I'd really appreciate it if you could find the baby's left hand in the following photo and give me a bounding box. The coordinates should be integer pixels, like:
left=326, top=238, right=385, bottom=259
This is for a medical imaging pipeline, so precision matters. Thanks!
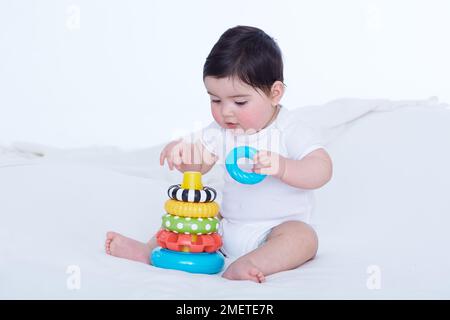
left=252, top=150, right=286, bottom=178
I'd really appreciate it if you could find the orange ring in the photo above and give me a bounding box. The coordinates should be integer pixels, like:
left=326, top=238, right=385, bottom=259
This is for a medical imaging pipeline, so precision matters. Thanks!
left=156, top=229, right=222, bottom=253
left=164, top=199, right=219, bottom=218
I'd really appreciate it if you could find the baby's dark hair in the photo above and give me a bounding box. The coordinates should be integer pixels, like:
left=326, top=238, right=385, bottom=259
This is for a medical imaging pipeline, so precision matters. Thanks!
left=203, top=26, right=284, bottom=96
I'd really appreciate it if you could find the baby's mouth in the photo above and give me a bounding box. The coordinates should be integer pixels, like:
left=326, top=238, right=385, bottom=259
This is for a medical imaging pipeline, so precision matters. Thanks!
left=225, top=122, right=238, bottom=129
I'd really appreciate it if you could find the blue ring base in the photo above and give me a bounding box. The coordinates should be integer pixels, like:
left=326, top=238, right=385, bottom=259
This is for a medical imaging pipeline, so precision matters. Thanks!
left=151, top=247, right=225, bottom=274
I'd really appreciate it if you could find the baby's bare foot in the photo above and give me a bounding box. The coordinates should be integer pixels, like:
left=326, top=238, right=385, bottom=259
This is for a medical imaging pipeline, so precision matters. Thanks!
left=222, top=258, right=266, bottom=283
left=105, top=231, right=151, bottom=264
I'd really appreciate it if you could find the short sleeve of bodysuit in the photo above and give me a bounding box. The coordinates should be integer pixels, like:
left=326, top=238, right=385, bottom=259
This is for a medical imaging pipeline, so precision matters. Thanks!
left=282, top=120, right=326, bottom=160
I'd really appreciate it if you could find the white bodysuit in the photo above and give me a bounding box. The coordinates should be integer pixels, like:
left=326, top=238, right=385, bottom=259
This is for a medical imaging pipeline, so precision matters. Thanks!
left=198, top=106, right=326, bottom=258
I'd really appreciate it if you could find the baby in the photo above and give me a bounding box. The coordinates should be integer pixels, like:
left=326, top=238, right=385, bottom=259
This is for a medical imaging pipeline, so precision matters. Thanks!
left=105, top=25, right=333, bottom=283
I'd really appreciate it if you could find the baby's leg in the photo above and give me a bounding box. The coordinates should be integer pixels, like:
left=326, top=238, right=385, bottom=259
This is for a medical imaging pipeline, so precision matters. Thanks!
left=105, top=232, right=158, bottom=264
left=222, top=221, right=318, bottom=283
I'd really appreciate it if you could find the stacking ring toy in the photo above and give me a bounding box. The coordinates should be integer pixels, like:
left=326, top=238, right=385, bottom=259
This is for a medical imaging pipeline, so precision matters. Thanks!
left=156, top=229, right=222, bottom=253
left=151, top=247, right=224, bottom=274
left=162, top=214, right=220, bottom=234
left=167, top=184, right=217, bottom=203
left=225, top=146, right=266, bottom=184
left=164, top=199, right=219, bottom=218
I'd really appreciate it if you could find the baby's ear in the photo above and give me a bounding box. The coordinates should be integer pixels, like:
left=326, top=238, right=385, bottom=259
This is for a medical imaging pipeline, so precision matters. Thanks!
left=270, top=81, right=285, bottom=104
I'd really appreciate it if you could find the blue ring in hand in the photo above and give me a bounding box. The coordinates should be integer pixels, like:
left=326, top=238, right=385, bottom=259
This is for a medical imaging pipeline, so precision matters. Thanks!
left=151, top=247, right=225, bottom=274
left=225, top=146, right=266, bottom=185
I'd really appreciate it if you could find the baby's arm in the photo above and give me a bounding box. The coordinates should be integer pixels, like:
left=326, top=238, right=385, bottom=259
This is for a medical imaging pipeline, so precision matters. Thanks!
left=279, top=148, right=332, bottom=189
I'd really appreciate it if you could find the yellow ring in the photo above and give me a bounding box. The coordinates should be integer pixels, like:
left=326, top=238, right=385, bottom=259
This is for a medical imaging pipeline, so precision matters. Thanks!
left=164, top=199, right=219, bottom=218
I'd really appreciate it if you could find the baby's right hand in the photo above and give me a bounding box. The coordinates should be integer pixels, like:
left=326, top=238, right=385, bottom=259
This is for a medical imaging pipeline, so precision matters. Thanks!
left=159, top=138, right=202, bottom=172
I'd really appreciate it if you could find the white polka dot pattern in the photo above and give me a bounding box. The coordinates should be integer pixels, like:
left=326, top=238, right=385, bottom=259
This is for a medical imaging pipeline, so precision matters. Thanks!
left=161, top=214, right=220, bottom=235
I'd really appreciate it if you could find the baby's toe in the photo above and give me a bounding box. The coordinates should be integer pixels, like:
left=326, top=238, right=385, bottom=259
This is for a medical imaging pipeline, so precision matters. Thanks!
left=256, top=272, right=266, bottom=283
left=248, top=267, right=265, bottom=283
left=105, top=239, right=113, bottom=254
left=106, top=231, right=118, bottom=240
left=248, top=268, right=261, bottom=282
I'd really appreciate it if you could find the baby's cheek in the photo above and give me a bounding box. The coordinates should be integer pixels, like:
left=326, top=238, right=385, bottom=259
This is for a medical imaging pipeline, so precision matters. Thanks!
left=238, top=109, right=262, bottom=131
left=211, top=107, right=223, bottom=126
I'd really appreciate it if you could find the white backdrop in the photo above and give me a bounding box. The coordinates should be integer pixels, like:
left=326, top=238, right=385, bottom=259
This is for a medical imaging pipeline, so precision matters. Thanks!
left=1, top=0, right=449, bottom=149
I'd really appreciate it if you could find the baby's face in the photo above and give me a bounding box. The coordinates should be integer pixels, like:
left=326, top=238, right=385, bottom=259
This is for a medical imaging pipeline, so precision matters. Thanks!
left=204, top=76, right=276, bottom=133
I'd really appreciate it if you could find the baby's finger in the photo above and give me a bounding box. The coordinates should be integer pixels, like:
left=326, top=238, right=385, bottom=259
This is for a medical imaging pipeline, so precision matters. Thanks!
left=169, top=148, right=181, bottom=170
left=259, top=155, right=272, bottom=166
left=160, top=149, right=167, bottom=166
left=252, top=160, right=265, bottom=168
left=172, top=150, right=182, bottom=167
left=256, top=167, right=270, bottom=175
left=252, top=167, right=266, bottom=175
left=252, top=163, right=270, bottom=172
left=254, top=154, right=270, bottom=167
left=167, top=152, right=174, bottom=170
left=255, top=166, right=276, bottom=176
left=254, top=150, right=270, bottom=162
left=252, top=155, right=262, bottom=167
left=257, top=150, right=270, bottom=157
left=181, top=144, right=194, bottom=165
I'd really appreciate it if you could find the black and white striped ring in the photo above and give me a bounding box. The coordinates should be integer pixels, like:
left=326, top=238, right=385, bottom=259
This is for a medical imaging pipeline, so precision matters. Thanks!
left=167, top=184, right=217, bottom=203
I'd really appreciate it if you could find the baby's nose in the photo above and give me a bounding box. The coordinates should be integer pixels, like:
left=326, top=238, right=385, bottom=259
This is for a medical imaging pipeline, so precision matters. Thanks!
left=221, top=104, right=234, bottom=117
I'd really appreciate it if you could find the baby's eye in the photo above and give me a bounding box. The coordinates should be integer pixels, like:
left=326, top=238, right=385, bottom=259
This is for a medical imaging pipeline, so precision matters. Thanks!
left=211, top=99, right=221, bottom=104
left=235, top=101, right=247, bottom=106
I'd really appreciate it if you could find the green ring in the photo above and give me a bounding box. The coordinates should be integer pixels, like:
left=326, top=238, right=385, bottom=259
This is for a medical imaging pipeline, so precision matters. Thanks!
left=161, top=214, right=220, bottom=235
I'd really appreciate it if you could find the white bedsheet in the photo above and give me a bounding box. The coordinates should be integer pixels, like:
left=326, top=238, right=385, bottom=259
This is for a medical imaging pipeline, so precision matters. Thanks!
left=1, top=98, right=450, bottom=299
